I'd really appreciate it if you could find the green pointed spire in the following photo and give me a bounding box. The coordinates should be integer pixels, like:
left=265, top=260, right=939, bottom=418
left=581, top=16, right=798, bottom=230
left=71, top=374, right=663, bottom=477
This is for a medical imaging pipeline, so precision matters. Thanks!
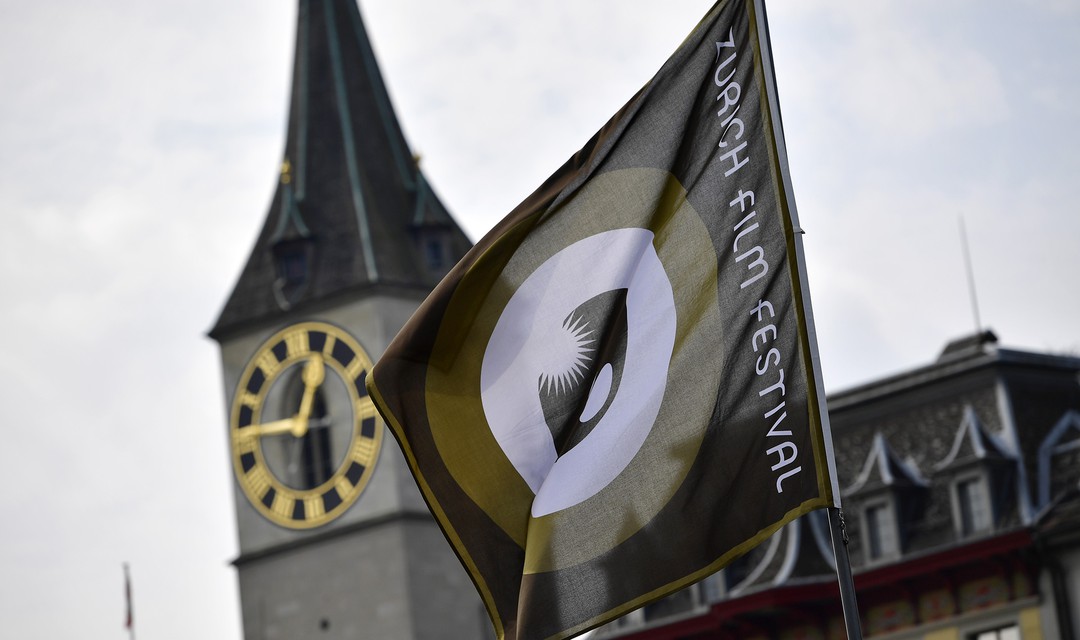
left=211, top=0, right=471, bottom=339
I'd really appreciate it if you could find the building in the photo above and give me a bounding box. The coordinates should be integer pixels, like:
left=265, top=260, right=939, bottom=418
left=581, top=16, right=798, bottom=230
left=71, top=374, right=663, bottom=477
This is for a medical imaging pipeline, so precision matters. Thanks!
left=596, top=331, right=1080, bottom=640
left=208, top=0, right=484, bottom=638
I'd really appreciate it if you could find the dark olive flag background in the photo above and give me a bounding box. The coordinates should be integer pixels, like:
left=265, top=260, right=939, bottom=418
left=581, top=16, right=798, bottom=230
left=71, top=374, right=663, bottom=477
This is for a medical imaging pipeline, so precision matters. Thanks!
left=367, top=0, right=836, bottom=638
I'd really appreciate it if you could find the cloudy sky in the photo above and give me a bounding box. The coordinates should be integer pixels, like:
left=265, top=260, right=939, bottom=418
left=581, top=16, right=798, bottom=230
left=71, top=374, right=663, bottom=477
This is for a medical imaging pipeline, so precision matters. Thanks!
left=1, top=0, right=1078, bottom=638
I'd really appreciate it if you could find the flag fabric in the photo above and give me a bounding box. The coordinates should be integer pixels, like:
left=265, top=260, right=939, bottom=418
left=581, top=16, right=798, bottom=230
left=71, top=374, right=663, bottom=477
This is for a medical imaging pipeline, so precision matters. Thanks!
left=123, top=563, right=133, bottom=631
left=367, top=0, right=837, bottom=638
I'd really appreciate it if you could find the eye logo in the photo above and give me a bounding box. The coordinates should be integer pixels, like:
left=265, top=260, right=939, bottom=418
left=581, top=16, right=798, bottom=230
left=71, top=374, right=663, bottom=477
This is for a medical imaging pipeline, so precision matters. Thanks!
left=424, top=168, right=722, bottom=569
left=481, top=229, right=677, bottom=517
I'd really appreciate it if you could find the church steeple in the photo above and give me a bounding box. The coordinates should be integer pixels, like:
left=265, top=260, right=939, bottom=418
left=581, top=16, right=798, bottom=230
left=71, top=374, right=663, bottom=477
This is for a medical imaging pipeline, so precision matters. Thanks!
left=211, top=0, right=470, bottom=338
left=211, top=5, right=484, bottom=637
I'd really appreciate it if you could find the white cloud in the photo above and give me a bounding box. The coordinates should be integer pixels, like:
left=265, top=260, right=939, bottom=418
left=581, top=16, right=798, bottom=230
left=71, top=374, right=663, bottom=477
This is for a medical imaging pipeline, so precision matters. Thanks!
left=771, top=1, right=1009, bottom=151
left=1020, top=0, right=1080, bottom=13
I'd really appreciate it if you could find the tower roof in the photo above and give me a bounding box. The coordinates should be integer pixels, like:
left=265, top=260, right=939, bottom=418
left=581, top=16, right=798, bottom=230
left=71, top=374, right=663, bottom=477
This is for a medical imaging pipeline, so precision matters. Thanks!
left=211, top=0, right=471, bottom=339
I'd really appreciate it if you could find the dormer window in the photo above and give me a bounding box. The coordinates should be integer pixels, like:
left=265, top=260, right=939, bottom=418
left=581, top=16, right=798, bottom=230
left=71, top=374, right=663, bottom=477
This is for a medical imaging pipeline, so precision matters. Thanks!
left=274, top=238, right=312, bottom=285
left=844, top=433, right=928, bottom=565
left=271, top=235, right=316, bottom=310
left=956, top=475, right=992, bottom=536
left=425, top=236, right=447, bottom=271
left=268, top=159, right=316, bottom=310
left=935, top=407, right=1016, bottom=539
left=865, top=501, right=899, bottom=560
left=413, top=225, right=456, bottom=279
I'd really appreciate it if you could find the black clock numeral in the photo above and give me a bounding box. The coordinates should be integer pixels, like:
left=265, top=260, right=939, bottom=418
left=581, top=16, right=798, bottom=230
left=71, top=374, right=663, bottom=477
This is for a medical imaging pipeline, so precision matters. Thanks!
left=354, top=370, right=368, bottom=397
left=322, top=488, right=343, bottom=512
left=261, top=487, right=277, bottom=509
left=237, top=406, right=254, bottom=429
left=292, top=499, right=306, bottom=521
left=246, top=369, right=266, bottom=395
left=308, top=331, right=327, bottom=354
left=361, top=416, right=377, bottom=439
left=331, top=340, right=355, bottom=368
left=345, top=461, right=366, bottom=486
left=270, top=340, right=288, bottom=363
left=240, top=452, right=257, bottom=473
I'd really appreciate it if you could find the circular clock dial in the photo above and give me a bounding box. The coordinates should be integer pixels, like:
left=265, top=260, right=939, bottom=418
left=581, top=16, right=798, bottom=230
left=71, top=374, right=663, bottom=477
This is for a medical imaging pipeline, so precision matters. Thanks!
left=229, top=321, right=382, bottom=529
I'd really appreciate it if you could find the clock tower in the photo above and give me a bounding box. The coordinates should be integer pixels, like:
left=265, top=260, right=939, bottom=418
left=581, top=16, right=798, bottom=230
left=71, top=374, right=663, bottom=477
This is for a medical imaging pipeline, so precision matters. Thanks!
left=209, top=1, right=481, bottom=638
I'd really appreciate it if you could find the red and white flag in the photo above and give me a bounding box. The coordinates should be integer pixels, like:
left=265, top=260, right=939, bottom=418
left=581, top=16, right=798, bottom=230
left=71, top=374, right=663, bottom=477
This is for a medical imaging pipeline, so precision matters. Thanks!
left=123, top=563, right=133, bottom=631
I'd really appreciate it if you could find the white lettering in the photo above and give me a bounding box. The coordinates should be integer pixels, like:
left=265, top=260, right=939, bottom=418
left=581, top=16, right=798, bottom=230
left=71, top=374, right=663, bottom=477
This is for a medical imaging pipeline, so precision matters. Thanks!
left=775, top=466, right=803, bottom=493
left=767, top=442, right=798, bottom=470
left=758, top=367, right=786, bottom=397
left=755, top=348, right=781, bottom=375
left=719, top=140, right=749, bottom=177
left=736, top=245, right=768, bottom=289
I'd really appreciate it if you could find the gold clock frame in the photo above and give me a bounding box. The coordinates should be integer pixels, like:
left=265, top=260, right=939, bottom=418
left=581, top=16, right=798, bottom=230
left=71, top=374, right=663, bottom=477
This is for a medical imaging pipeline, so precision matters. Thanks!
left=229, top=321, right=382, bottom=529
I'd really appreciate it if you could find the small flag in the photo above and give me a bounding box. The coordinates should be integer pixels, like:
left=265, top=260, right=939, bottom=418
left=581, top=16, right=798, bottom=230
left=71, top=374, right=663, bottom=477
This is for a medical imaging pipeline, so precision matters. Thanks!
left=123, top=563, right=133, bottom=631
left=367, top=0, right=837, bottom=638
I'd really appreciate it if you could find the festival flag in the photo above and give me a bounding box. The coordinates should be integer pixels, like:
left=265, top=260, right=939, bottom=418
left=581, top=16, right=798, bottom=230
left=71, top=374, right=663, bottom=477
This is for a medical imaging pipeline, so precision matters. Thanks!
left=367, top=0, right=839, bottom=638
left=123, top=563, right=134, bottom=633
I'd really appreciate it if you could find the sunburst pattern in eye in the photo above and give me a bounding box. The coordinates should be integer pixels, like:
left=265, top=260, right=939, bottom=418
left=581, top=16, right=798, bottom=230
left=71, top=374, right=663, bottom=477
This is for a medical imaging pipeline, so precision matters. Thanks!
left=537, top=313, right=595, bottom=395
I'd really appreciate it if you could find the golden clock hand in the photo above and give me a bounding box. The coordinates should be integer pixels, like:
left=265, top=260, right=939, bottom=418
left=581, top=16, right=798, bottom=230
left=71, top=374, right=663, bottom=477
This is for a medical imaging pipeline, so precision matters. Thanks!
left=291, top=354, right=325, bottom=438
left=238, top=417, right=298, bottom=438
left=235, top=356, right=325, bottom=440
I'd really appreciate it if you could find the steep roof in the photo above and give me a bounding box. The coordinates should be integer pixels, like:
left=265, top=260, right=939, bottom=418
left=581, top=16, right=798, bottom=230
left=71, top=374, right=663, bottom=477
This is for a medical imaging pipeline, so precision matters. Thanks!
left=845, top=433, right=929, bottom=496
left=211, top=0, right=471, bottom=339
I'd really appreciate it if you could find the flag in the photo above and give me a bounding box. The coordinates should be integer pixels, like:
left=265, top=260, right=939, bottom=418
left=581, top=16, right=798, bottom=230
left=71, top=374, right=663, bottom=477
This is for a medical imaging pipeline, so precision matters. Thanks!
left=123, top=563, right=133, bottom=631
left=367, top=0, right=837, bottom=638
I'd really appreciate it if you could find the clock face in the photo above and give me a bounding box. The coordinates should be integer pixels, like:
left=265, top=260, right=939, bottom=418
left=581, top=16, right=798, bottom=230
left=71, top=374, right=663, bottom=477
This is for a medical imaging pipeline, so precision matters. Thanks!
left=229, top=321, right=382, bottom=529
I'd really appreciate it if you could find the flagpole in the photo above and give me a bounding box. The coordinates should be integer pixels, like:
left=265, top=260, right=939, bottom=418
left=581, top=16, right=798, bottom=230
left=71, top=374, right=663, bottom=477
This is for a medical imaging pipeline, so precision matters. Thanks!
left=827, top=508, right=863, bottom=638
left=750, top=1, right=864, bottom=638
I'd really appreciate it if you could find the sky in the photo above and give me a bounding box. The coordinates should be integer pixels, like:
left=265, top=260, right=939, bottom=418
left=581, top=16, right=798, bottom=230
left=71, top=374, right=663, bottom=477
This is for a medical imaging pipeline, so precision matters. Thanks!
left=1, top=0, right=1079, bottom=638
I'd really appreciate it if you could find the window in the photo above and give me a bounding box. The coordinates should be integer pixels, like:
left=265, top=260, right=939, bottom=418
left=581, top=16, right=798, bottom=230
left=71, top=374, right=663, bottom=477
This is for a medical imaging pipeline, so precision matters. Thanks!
left=971, top=623, right=1020, bottom=640
left=957, top=476, right=991, bottom=535
left=865, top=503, right=897, bottom=560
left=272, top=237, right=313, bottom=286
left=425, top=238, right=445, bottom=269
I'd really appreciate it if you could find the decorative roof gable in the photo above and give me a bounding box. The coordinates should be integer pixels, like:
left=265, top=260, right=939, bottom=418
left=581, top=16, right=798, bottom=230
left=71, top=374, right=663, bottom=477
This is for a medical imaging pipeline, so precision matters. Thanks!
left=936, top=406, right=1014, bottom=472
left=1038, top=410, right=1080, bottom=507
left=846, top=433, right=929, bottom=497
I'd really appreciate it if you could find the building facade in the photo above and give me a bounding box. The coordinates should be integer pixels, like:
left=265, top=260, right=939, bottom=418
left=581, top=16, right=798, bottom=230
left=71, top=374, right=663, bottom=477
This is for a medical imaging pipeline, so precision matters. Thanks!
left=597, top=331, right=1080, bottom=640
left=209, top=1, right=484, bottom=638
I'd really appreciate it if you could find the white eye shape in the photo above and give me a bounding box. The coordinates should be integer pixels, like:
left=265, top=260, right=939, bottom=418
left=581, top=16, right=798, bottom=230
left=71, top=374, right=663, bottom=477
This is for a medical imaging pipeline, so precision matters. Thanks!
left=481, top=228, right=677, bottom=517
left=579, top=362, right=614, bottom=423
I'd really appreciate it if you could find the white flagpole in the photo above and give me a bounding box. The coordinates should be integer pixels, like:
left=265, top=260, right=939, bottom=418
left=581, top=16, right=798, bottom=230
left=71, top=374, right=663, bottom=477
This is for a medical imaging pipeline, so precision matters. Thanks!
left=750, top=1, right=864, bottom=638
